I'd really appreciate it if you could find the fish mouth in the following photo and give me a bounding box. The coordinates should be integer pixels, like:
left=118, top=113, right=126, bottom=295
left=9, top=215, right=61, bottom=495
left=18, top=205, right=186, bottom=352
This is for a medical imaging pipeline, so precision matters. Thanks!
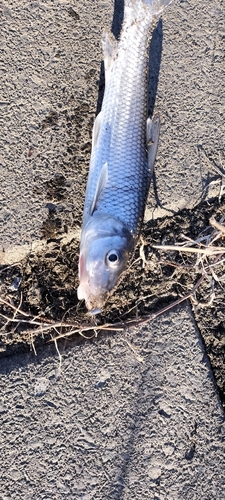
left=77, top=281, right=109, bottom=312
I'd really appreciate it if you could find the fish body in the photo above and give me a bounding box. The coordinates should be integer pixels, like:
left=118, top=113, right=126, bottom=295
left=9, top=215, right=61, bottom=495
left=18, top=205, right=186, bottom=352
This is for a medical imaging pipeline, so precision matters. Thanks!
left=78, top=0, right=171, bottom=312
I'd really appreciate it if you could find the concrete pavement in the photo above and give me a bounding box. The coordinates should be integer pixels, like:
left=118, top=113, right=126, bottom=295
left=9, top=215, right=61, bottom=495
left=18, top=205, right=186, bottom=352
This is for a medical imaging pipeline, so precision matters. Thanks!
left=0, top=0, right=224, bottom=498
left=0, top=305, right=224, bottom=499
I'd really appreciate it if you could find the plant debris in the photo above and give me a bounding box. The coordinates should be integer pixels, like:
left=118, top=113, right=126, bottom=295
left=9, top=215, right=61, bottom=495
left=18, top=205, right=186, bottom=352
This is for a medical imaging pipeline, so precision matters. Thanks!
left=0, top=197, right=224, bottom=408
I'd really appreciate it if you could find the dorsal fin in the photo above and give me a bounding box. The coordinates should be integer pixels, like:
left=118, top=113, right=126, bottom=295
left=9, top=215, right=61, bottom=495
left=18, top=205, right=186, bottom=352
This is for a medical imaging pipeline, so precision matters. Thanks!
left=146, top=114, right=160, bottom=176
left=90, top=162, right=108, bottom=215
left=102, top=31, right=118, bottom=85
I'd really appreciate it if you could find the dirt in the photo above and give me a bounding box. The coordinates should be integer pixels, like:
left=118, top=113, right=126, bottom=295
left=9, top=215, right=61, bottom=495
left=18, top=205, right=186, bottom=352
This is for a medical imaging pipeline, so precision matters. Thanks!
left=1, top=195, right=224, bottom=409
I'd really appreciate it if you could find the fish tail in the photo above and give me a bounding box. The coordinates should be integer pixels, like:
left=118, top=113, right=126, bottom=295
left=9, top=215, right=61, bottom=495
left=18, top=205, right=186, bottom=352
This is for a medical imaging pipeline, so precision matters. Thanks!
left=143, top=0, right=172, bottom=13
left=103, top=0, right=172, bottom=66
left=102, top=0, right=172, bottom=76
left=125, top=0, right=172, bottom=17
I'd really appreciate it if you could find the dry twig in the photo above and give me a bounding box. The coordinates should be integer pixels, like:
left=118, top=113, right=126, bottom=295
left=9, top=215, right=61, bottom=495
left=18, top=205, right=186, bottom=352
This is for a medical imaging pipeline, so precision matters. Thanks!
left=1, top=214, right=224, bottom=350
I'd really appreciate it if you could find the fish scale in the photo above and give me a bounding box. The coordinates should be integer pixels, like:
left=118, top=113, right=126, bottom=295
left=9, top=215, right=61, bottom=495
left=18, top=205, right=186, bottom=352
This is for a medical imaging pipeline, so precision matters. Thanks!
left=78, top=0, right=172, bottom=311
left=83, top=4, right=152, bottom=231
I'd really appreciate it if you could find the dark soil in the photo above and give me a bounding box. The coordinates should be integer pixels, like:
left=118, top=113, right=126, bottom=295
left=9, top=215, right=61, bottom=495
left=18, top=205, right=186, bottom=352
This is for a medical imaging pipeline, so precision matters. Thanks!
left=0, top=196, right=224, bottom=410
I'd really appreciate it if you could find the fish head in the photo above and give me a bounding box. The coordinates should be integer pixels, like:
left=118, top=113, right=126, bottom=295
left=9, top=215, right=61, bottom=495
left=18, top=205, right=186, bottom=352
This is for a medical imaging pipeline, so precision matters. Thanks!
left=77, top=214, right=134, bottom=312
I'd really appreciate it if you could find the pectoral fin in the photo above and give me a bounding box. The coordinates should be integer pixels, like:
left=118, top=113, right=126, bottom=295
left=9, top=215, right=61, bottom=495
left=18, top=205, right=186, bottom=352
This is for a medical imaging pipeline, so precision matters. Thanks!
left=92, top=111, right=102, bottom=150
left=90, top=161, right=108, bottom=215
left=146, top=114, right=160, bottom=175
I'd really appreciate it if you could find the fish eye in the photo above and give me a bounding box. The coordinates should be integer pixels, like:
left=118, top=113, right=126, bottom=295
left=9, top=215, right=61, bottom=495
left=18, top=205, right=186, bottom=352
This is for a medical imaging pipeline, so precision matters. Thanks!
left=105, top=250, right=120, bottom=267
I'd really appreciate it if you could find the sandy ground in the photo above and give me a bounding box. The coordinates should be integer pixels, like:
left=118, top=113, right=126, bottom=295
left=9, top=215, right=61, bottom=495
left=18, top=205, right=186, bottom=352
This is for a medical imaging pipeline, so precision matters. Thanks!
left=0, top=0, right=225, bottom=498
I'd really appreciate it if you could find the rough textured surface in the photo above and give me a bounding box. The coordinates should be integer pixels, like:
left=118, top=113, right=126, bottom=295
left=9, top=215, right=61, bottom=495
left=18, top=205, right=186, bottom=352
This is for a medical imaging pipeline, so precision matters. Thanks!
left=1, top=0, right=224, bottom=252
left=1, top=1, right=225, bottom=498
left=1, top=0, right=112, bottom=250
left=0, top=306, right=224, bottom=499
left=147, top=0, right=225, bottom=218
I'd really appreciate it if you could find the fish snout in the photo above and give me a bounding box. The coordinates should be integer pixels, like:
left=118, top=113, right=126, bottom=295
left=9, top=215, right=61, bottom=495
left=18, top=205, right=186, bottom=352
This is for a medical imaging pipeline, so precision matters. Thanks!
left=77, top=278, right=109, bottom=312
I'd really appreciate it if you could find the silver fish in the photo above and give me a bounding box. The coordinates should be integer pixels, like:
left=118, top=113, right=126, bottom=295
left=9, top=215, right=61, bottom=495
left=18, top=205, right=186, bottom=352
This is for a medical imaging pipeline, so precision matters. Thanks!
left=78, top=0, right=171, bottom=312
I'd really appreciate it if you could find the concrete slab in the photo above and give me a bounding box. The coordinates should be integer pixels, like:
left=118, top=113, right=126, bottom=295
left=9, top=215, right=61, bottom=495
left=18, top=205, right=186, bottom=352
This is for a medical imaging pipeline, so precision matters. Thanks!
left=1, top=0, right=224, bottom=256
left=0, top=305, right=224, bottom=499
left=0, top=1, right=224, bottom=499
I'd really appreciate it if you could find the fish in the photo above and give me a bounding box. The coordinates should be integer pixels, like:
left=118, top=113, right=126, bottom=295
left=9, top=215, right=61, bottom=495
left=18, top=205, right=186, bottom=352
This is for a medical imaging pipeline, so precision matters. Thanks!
left=77, top=0, right=172, bottom=313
